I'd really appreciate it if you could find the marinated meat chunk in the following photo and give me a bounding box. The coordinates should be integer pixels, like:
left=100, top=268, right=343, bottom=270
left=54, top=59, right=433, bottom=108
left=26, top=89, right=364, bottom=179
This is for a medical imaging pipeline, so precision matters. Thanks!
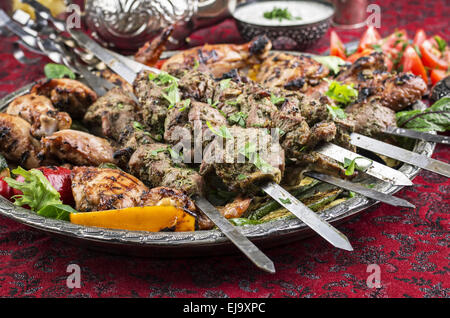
left=305, top=121, right=337, bottom=148
left=41, top=130, right=116, bottom=166
left=336, top=52, right=427, bottom=111
left=133, top=70, right=172, bottom=135
left=0, top=113, right=42, bottom=169
left=7, top=94, right=72, bottom=138
left=199, top=126, right=284, bottom=192
left=162, top=35, right=271, bottom=78
left=71, top=166, right=150, bottom=212
left=31, top=78, right=97, bottom=119
left=83, top=87, right=140, bottom=142
left=129, top=143, right=204, bottom=196
left=346, top=99, right=397, bottom=137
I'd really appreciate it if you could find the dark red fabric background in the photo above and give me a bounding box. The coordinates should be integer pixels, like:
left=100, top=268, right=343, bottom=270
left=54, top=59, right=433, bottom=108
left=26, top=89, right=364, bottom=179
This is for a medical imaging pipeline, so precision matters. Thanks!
left=0, top=0, right=449, bottom=298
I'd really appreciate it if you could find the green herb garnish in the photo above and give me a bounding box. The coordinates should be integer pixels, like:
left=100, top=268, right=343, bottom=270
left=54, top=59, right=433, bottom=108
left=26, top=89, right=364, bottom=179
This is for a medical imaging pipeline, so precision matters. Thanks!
left=263, top=7, right=301, bottom=22
left=279, top=198, right=291, bottom=204
left=239, top=142, right=273, bottom=173
left=434, top=35, right=447, bottom=53
left=206, top=121, right=233, bottom=139
left=44, top=63, right=76, bottom=80
left=327, top=105, right=347, bottom=120
left=396, top=97, right=450, bottom=132
left=270, top=93, right=285, bottom=105
left=342, top=157, right=373, bottom=176
left=325, top=80, right=358, bottom=106
left=312, top=56, right=347, bottom=75
left=4, top=167, right=76, bottom=221
left=219, top=78, right=231, bottom=90
left=228, top=112, right=248, bottom=127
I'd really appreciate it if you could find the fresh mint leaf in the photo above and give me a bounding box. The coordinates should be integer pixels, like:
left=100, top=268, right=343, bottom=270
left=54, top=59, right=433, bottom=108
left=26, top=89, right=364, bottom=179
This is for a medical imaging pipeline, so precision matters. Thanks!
left=396, top=97, right=450, bottom=132
left=325, top=80, right=358, bottom=106
left=312, top=56, right=347, bottom=74
left=219, top=78, right=231, bottom=90
left=270, top=93, right=285, bottom=105
left=44, top=63, right=76, bottom=80
left=279, top=198, right=291, bottom=204
left=206, top=121, right=233, bottom=139
left=327, top=105, right=347, bottom=119
left=228, top=112, right=248, bottom=127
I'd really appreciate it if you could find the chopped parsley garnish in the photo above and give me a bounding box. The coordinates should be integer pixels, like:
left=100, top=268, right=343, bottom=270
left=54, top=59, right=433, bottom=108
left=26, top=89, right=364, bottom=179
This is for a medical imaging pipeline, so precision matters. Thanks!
left=178, top=99, right=191, bottom=112
left=206, top=121, right=233, bottom=139
left=133, top=121, right=145, bottom=131
left=163, top=83, right=181, bottom=109
left=148, top=72, right=178, bottom=86
left=327, top=105, right=347, bottom=120
left=342, top=157, right=373, bottom=176
left=263, top=7, right=302, bottom=22
left=207, top=98, right=219, bottom=108
left=279, top=197, right=291, bottom=204
left=237, top=174, right=247, bottom=181
left=434, top=35, right=447, bottom=53
left=239, top=142, right=273, bottom=173
left=219, top=78, right=231, bottom=90
left=270, top=93, right=285, bottom=105
left=228, top=112, right=248, bottom=127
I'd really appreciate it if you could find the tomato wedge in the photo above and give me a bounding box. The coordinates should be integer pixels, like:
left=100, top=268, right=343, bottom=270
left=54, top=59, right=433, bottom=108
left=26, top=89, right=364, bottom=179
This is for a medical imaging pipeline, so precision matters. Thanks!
left=401, top=46, right=428, bottom=83
left=330, top=30, right=347, bottom=59
left=420, top=39, right=449, bottom=70
left=346, top=49, right=374, bottom=63
left=430, top=69, right=448, bottom=86
left=413, top=29, right=427, bottom=46
left=357, top=26, right=381, bottom=52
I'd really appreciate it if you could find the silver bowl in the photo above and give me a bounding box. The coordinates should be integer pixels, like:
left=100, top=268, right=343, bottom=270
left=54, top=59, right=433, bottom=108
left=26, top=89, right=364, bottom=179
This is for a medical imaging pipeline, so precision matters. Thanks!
left=229, top=0, right=335, bottom=50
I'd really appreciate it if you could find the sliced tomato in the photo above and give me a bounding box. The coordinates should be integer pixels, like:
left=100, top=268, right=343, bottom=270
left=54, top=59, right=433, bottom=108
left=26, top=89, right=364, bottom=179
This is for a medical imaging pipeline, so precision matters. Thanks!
left=430, top=69, right=448, bottom=86
left=401, top=46, right=428, bottom=83
left=357, top=26, right=381, bottom=52
left=154, top=59, right=167, bottom=69
left=413, top=29, right=427, bottom=46
left=384, top=55, right=394, bottom=72
left=420, top=40, right=448, bottom=70
left=330, top=30, right=346, bottom=59
left=382, top=29, right=408, bottom=52
left=346, top=49, right=374, bottom=64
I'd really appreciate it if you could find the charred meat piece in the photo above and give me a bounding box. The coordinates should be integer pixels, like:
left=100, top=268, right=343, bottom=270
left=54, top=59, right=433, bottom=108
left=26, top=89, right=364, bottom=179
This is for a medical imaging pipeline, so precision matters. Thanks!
left=129, top=143, right=204, bottom=196
left=199, top=126, right=284, bottom=192
left=161, top=35, right=272, bottom=78
left=0, top=113, right=42, bottom=169
left=346, top=98, right=397, bottom=137
left=254, top=52, right=329, bottom=91
left=336, top=52, right=427, bottom=111
left=83, top=87, right=141, bottom=142
left=141, top=186, right=197, bottom=213
left=133, top=70, right=173, bottom=136
left=97, top=69, right=133, bottom=93
left=41, top=129, right=116, bottom=166
left=71, top=166, right=150, bottom=212
left=31, top=78, right=97, bottom=119
left=7, top=93, right=72, bottom=138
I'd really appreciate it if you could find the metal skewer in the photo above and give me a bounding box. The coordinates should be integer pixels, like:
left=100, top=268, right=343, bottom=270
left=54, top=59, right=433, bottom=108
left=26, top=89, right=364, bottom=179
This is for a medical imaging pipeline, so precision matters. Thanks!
left=11, top=4, right=277, bottom=272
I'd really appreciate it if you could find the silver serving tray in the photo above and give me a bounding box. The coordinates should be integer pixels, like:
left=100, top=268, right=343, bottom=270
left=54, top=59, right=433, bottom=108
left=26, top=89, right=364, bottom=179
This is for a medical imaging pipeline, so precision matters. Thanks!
left=0, top=70, right=435, bottom=259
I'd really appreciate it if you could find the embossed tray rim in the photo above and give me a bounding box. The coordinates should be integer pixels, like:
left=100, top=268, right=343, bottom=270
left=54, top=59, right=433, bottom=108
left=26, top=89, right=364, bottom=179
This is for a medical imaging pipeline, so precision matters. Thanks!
left=0, top=51, right=436, bottom=257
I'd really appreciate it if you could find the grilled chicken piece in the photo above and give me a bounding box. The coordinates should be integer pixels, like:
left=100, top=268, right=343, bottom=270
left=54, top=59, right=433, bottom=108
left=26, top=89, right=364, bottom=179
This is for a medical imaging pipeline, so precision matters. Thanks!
left=336, top=52, right=427, bottom=111
left=254, top=51, right=329, bottom=91
left=141, top=186, right=196, bottom=212
left=346, top=98, right=397, bottom=137
left=7, top=93, right=72, bottom=138
left=161, top=35, right=272, bottom=78
left=83, top=87, right=140, bottom=142
left=41, top=129, right=115, bottom=166
left=31, top=78, right=97, bottom=119
left=0, top=113, right=42, bottom=169
left=129, top=143, right=204, bottom=196
left=71, top=166, right=150, bottom=212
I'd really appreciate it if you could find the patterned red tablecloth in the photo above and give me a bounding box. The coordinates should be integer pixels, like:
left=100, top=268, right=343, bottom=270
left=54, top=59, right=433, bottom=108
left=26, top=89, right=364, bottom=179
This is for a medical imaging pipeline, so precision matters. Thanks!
left=0, top=0, right=449, bottom=298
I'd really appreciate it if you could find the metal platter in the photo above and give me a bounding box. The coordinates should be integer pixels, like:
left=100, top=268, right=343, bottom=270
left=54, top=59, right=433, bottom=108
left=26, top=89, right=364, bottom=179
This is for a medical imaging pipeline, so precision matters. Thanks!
left=0, top=52, right=436, bottom=258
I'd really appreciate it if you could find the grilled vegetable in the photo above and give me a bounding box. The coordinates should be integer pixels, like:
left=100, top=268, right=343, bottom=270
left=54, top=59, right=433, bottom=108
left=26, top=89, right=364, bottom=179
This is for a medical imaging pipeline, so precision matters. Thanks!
left=70, top=206, right=196, bottom=232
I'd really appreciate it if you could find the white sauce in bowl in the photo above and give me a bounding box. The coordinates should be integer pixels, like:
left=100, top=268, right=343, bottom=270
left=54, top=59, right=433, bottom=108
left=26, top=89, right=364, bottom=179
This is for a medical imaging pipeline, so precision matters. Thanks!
left=233, top=1, right=334, bottom=26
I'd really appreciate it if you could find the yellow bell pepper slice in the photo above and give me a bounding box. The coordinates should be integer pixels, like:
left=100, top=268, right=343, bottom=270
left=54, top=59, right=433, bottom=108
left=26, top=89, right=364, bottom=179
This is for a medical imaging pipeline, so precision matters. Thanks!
left=70, top=206, right=196, bottom=232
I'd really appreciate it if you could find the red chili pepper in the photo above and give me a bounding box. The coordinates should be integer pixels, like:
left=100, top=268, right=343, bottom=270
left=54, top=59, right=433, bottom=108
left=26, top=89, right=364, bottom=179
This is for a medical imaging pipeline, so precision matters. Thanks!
left=13, top=166, right=74, bottom=207
left=0, top=177, right=14, bottom=202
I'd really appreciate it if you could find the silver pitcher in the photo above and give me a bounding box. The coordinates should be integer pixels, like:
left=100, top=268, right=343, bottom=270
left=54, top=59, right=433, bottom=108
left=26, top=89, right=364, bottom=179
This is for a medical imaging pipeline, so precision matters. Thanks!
left=83, top=0, right=230, bottom=51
